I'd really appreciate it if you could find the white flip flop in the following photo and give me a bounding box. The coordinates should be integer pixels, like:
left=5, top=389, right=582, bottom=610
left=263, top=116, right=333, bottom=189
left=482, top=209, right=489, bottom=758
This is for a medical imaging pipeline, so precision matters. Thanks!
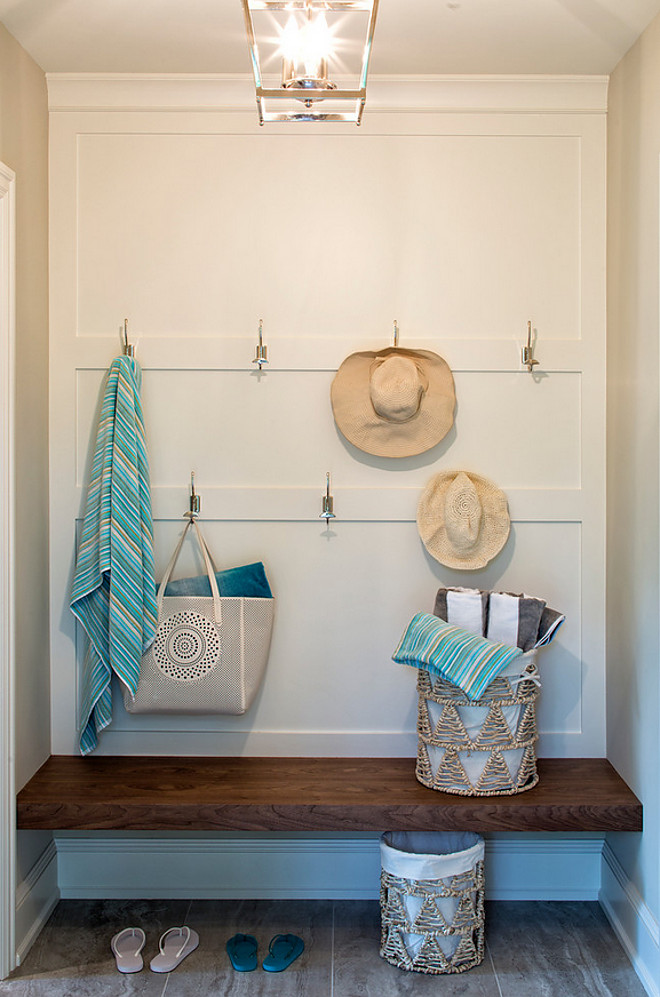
left=111, top=927, right=146, bottom=973
left=149, top=926, right=199, bottom=973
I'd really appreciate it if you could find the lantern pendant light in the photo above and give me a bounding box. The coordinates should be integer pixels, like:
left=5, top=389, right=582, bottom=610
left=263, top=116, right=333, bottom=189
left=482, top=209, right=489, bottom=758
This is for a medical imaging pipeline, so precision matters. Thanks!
left=241, top=0, right=379, bottom=125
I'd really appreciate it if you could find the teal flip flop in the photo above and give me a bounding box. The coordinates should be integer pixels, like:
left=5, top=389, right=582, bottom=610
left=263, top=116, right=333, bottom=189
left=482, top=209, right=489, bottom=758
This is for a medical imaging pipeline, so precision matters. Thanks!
left=262, top=933, right=304, bottom=973
left=226, top=933, right=258, bottom=972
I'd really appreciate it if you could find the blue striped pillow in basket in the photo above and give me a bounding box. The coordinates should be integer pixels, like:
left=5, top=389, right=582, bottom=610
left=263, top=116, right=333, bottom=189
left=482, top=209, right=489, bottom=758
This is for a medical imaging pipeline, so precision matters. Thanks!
left=392, top=613, right=522, bottom=701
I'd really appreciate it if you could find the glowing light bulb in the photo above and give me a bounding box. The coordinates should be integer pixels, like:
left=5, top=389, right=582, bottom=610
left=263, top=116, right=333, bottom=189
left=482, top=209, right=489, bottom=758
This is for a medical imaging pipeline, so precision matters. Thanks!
left=303, top=11, right=332, bottom=78
left=281, top=14, right=300, bottom=64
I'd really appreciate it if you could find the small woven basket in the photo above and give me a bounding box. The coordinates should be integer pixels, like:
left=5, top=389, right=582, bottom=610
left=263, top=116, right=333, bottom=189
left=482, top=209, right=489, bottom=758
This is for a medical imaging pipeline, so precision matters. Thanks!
left=380, top=831, right=485, bottom=975
left=416, top=652, right=540, bottom=796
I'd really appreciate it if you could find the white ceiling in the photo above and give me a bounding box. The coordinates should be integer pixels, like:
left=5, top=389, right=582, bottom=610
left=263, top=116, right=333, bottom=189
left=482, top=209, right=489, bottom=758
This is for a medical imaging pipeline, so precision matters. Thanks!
left=0, top=0, right=659, bottom=76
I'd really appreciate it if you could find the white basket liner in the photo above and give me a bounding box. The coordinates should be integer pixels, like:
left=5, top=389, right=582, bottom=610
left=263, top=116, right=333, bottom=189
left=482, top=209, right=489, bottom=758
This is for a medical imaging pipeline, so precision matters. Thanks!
left=506, top=649, right=538, bottom=676
left=425, top=744, right=525, bottom=785
left=402, top=929, right=462, bottom=960
left=381, top=831, right=484, bottom=962
left=459, top=703, right=520, bottom=737
left=380, top=831, right=485, bottom=880
left=426, top=700, right=521, bottom=738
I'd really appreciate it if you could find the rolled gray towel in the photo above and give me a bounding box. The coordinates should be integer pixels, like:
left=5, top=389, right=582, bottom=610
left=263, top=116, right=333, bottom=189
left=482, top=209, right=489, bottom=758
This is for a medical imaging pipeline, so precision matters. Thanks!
left=487, top=591, right=547, bottom=652
left=536, top=606, right=565, bottom=646
left=433, top=587, right=489, bottom=636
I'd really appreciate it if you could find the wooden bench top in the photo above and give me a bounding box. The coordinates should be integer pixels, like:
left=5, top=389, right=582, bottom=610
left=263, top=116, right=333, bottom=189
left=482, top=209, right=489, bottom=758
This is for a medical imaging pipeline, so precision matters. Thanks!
left=16, top=756, right=642, bottom=833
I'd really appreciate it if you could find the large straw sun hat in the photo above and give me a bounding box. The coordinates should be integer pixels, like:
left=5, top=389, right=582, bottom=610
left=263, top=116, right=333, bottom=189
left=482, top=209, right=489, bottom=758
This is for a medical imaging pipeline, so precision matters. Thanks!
left=331, top=347, right=456, bottom=458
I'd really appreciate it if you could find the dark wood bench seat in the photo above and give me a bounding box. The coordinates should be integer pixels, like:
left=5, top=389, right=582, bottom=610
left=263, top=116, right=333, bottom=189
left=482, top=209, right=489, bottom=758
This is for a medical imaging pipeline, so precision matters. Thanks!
left=16, top=756, right=642, bottom=833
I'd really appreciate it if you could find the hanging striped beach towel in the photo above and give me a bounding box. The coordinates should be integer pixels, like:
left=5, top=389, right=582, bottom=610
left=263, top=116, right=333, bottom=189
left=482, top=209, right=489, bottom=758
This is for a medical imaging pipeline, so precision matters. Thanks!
left=70, top=355, right=158, bottom=755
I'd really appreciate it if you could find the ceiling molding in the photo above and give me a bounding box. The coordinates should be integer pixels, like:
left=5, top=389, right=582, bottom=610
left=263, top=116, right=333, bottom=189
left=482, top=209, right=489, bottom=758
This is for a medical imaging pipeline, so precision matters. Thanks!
left=46, top=73, right=609, bottom=114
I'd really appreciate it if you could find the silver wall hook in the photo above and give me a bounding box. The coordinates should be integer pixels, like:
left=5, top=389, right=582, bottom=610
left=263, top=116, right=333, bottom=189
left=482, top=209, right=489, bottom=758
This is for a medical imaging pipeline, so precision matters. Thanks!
left=521, top=320, right=539, bottom=373
left=185, top=471, right=201, bottom=519
left=252, top=318, right=269, bottom=367
left=123, top=318, right=135, bottom=357
left=392, top=320, right=399, bottom=348
left=319, top=472, right=336, bottom=520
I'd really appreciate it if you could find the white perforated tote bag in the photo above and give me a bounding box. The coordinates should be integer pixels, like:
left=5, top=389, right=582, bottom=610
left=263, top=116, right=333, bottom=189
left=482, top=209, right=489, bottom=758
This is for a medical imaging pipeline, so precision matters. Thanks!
left=123, top=518, right=274, bottom=715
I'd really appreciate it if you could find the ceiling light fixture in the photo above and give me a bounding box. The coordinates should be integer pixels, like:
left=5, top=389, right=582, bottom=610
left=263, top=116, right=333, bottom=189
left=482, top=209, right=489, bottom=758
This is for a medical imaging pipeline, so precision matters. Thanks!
left=241, top=0, right=379, bottom=125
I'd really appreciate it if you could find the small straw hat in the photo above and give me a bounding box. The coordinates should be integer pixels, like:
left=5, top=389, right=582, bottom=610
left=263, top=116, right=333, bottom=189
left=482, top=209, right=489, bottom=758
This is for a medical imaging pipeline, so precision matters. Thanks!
left=417, top=470, right=510, bottom=570
left=331, top=347, right=456, bottom=458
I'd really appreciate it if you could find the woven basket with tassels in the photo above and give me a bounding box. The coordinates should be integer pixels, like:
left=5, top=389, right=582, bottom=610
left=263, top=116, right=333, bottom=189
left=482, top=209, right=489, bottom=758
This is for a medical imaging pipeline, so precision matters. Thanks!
left=415, top=652, right=540, bottom=796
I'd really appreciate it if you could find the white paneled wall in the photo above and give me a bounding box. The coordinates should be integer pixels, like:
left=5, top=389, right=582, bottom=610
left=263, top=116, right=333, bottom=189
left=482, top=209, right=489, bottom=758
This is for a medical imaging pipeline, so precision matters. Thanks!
left=48, top=77, right=606, bottom=759
left=72, top=131, right=580, bottom=340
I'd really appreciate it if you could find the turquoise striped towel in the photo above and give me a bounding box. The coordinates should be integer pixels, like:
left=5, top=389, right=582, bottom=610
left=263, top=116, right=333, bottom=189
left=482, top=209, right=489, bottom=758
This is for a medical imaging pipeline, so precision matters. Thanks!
left=392, top=612, right=522, bottom=701
left=70, top=355, right=158, bottom=755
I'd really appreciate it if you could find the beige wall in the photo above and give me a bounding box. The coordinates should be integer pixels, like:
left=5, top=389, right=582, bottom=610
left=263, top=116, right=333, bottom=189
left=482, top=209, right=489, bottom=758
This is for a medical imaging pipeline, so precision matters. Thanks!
left=607, top=11, right=660, bottom=931
left=0, top=23, right=50, bottom=790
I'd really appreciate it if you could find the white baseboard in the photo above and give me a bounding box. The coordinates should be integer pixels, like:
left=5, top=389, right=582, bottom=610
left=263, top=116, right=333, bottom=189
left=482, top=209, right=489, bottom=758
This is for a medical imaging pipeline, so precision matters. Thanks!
left=15, top=841, right=60, bottom=966
left=600, top=843, right=660, bottom=997
left=55, top=833, right=604, bottom=901
left=486, top=835, right=603, bottom=900
left=57, top=835, right=383, bottom=900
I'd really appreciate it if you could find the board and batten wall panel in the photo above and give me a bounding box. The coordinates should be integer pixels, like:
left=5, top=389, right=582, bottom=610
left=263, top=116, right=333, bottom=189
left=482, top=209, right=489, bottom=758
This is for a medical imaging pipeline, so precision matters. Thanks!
left=48, top=79, right=606, bottom=759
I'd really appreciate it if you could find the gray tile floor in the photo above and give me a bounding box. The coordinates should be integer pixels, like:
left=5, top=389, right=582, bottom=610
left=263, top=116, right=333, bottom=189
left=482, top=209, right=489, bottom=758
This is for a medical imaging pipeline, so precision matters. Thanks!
left=0, top=899, right=647, bottom=997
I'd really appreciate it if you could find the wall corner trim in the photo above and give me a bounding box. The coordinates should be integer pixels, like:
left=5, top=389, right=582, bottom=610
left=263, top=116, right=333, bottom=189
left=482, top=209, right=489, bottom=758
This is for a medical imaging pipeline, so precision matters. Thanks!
left=14, top=841, right=59, bottom=968
left=0, top=160, right=16, bottom=982
left=600, top=842, right=660, bottom=997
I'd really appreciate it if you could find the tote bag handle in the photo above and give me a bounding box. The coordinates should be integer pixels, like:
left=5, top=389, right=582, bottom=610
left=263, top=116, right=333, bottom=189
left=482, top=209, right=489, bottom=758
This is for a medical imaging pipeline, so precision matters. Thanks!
left=156, top=518, right=222, bottom=624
